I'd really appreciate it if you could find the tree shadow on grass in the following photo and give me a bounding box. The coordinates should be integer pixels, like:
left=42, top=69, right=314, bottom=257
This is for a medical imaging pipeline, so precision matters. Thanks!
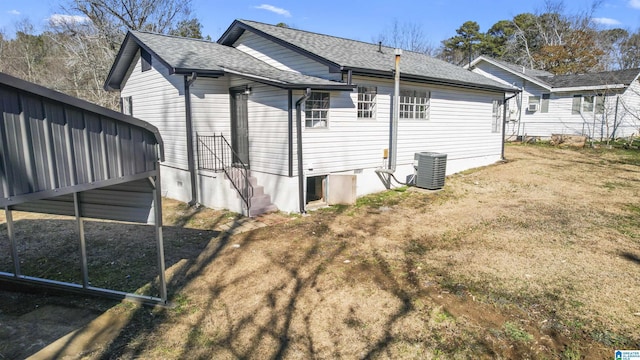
left=620, top=251, right=640, bottom=266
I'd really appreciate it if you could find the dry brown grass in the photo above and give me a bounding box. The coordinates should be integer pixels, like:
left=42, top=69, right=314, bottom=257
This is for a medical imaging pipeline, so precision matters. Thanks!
left=1, top=144, right=639, bottom=359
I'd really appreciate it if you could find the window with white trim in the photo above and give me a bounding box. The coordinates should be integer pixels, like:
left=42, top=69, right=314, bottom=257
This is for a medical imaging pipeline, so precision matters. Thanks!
left=541, top=93, right=550, bottom=113
left=121, top=96, right=133, bottom=115
left=583, top=95, right=594, bottom=112
left=305, top=92, right=329, bottom=128
left=595, top=95, right=605, bottom=115
left=492, top=99, right=503, bottom=133
left=399, top=89, right=430, bottom=119
left=357, top=86, right=377, bottom=118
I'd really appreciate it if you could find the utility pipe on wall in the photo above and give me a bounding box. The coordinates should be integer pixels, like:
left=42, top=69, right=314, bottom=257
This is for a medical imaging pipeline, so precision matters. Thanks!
left=295, top=88, right=311, bottom=214
left=184, top=72, right=198, bottom=206
left=388, top=48, right=402, bottom=172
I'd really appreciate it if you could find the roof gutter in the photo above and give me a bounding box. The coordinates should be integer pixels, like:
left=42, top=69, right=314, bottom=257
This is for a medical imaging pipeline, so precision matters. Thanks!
left=551, top=84, right=626, bottom=92
left=295, top=88, right=312, bottom=214
left=184, top=72, right=198, bottom=206
left=347, top=68, right=515, bottom=93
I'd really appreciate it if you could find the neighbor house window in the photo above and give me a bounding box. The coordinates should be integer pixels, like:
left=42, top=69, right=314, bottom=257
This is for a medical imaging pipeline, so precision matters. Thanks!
left=141, top=49, right=152, bottom=72
left=357, top=86, right=377, bottom=118
left=305, top=92, right=329, bottom=128
left=528, top=96, right=540, bottom=112
left=583, top=95, right=594, bottom=112
left=595, top=95, right=605, bottom=115
left=121, top=96, right=133, bottom=115
left=541, top=93, right=550, bottom=113
left=572, top=95, right=582, bottom=114
left=492, top=99, right=503, bottom=133
left=399, top=89, right=430, bottom=119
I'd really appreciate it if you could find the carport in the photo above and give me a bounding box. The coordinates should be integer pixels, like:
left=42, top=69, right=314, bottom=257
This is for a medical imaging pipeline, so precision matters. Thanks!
left=0, top=72, right=167, bottom=305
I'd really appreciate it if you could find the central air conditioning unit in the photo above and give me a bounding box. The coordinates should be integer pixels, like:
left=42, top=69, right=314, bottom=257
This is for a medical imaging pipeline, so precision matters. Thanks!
left=528, top=103, right=539, bottom=112
left=414, top=152, right=447, bottom=190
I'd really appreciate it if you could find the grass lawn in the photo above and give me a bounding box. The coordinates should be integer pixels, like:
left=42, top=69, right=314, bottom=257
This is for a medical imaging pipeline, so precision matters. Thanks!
left=1, top=143, right=639, bottom=359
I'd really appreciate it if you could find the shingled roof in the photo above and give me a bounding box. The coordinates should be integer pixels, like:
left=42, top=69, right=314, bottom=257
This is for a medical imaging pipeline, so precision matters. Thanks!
left=219, top=20, right=516, bottom=93
left=105, top=31, right=355, bottom=91
left=469, top=55, right=640, bottom=92
left=537, top=68, right=640, bottom=89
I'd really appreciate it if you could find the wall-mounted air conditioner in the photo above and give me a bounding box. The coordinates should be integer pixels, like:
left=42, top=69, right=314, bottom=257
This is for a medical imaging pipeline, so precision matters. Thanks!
left=528, top=103, right=539, bottom=112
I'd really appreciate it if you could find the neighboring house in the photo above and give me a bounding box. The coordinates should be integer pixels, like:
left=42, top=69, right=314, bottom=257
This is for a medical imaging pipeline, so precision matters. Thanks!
left=467, top=55, right=640, bottom=141
left=105, top=20, right=514, bottom=215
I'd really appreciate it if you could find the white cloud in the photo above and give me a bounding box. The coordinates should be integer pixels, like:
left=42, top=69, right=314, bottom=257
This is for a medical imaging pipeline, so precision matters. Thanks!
left=47, top=14, right=91, bottom=26
left=630, top=0, right=640, bottom=9
left=8, top=10, right=20, bottom=15
left=254, top=4, right=291, bottom=17
left=593, top=17, right=622, bottom=25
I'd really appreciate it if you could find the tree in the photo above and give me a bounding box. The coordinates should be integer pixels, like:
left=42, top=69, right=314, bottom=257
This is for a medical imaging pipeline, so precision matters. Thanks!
left=482, top=20, right=516, bottom=58
left=440, top=21, right=482, bottom=65
left=169, top=18, right=209, bottom=40
left=597, top=28, right=629, bottom=70
left=620, top=32, right=640, bottom=69
left=67, top=0, right=194, bottom=48
left=375, top=19, right=435, bottom=55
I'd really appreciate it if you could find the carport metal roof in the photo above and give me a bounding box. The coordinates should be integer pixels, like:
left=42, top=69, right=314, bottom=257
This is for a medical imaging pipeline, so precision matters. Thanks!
left=0, top=72, right=168, bottom=305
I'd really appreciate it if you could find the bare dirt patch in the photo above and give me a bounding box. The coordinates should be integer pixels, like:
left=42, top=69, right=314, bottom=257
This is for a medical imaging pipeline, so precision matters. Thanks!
left=1, top=144, right=639, bottom=359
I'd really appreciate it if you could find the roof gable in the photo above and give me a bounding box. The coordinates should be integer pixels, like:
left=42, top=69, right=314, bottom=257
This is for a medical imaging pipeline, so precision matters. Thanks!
left=105, top=31, right=354, bottom=91
left=468, top=56, right=553, bottom=90
left=220, top=20, right=516, bottom=93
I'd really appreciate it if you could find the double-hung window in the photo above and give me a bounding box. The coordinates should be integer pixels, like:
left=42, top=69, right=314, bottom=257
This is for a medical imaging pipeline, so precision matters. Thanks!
left=595, top=95, right=605, bottom=115
left=357, top=86, right=377, bottom=118
left=492, top=99, right=503, bottom=133
left=121, top=96, right=133, bottom=115
left=305, top=92, right=329, bottom=128
left=583, top=95, right=594, bottom=112
left=399, top=89, right=430, bottom=119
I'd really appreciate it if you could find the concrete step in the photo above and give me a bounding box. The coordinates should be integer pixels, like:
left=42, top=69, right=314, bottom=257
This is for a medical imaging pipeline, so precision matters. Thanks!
left=249, top=194, right=272, bottom=209
left=248, top=204, right=278, bottom=217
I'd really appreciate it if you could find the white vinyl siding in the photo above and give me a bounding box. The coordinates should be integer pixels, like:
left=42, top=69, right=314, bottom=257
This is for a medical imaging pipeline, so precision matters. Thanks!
left=120, top=52, right=186, bottom=169
left=300, top=76, right=503, bottom=176
left=471, top=59, right=640, bottom=139
left=233, top=31, right=340, bottom=81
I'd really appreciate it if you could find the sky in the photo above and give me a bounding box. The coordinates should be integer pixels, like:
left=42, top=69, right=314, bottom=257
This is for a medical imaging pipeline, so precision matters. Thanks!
left=2, top=0, right=640, bottom=46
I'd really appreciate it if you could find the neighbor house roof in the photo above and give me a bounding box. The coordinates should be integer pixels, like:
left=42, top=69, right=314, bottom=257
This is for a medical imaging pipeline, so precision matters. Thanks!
left=105, top=31, right=355, bottom=91
left=468, top=55, right=640, bottom=93
left=537, top=68, right=640, bottom=90
left=218, top=20, right=516, bottom=93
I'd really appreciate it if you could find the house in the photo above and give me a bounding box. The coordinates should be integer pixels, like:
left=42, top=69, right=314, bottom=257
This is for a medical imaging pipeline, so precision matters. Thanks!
left=467, top=56, right=640, bottom=141
left=105, top=20, right=515, bottom=215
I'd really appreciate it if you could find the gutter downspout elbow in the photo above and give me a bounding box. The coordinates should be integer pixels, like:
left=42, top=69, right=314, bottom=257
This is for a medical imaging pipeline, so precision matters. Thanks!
left=184, top=72, right=198, bottom=206
left=295, top=88, right=312, bottom=214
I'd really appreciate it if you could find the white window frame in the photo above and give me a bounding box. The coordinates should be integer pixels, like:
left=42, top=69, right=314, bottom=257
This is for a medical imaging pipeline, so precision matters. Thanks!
left=583, top=95, right=594, bottom=112
left=399, top=89, right=430, bottom=120
left=357, top=86, right=377, bottom=119
left=121, top=96, right=133, bottom=115
left=492, top=99, right=503, bottom=133
left=305, top=92, right=330, bottom=128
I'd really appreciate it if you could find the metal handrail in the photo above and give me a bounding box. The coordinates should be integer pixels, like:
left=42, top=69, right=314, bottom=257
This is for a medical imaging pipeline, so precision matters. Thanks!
left=197, top=133, right=253, bottom=210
